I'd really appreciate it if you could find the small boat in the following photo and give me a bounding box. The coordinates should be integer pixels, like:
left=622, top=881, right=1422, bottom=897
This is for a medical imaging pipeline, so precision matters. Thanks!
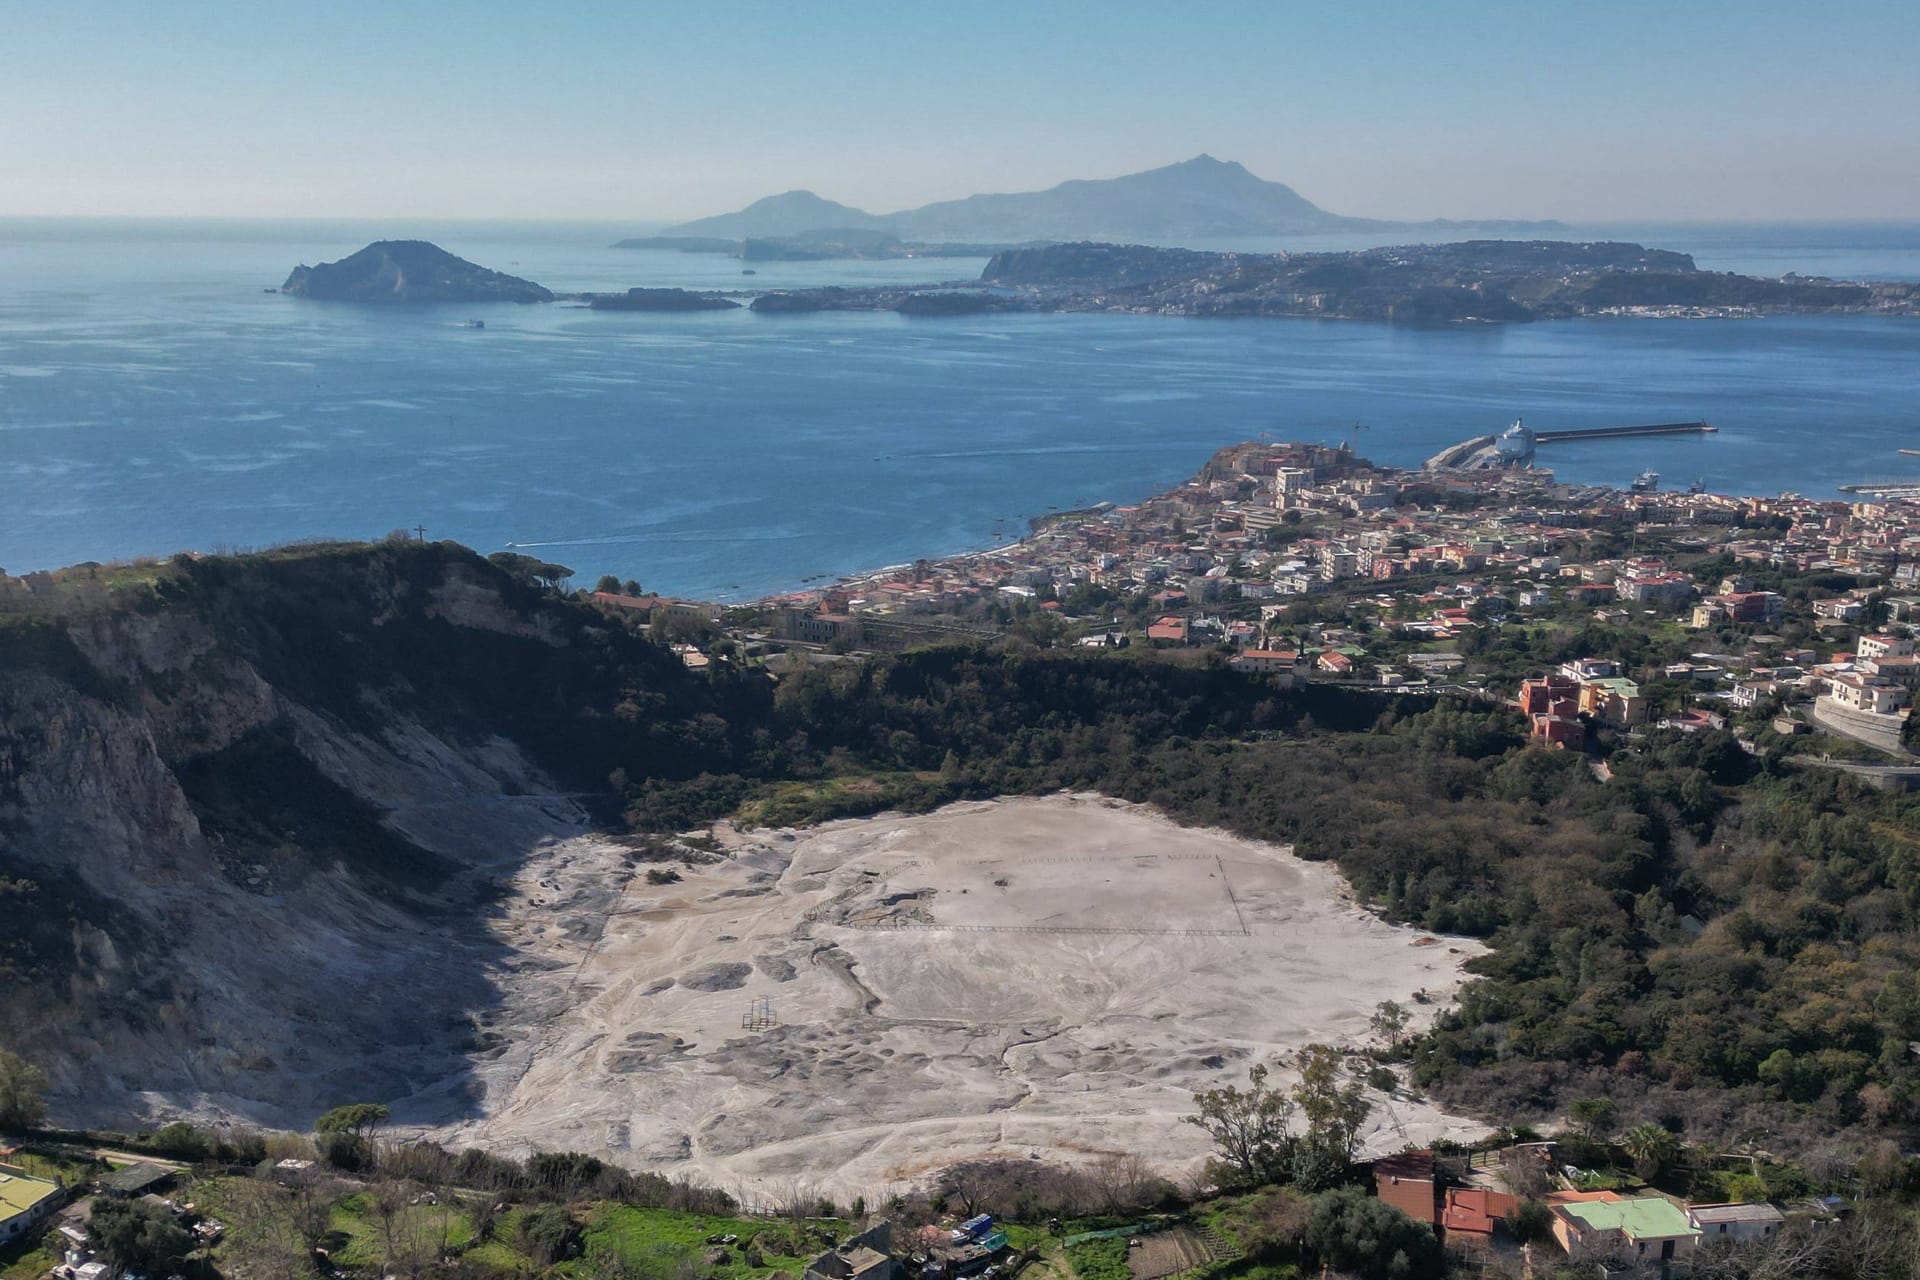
left=462, top=319, right=485, bottom=330
left=741, top=268, right=757, bottom=276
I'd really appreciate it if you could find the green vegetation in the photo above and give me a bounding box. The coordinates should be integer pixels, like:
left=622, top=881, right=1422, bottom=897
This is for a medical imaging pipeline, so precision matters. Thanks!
left=1301, top=1188, right=1441, bottom=1280
left=1063, top=1234, right=1131, bottom=1280
left=582, top=1206, right=847, bottom=1280
left=0, top=1049, right=48, bottom=1130
left=2, top=1145, right=107, bottom=1184
left=91, top=1197, right=195, bottom=1275
left=0, top=1237, right=58, bottom=1280
left=325, top=1190, right=477, bottom=1270
left=313, top=1104, right=393, bottom=1171
left=1184, top=1051, right=1370, bottom=1194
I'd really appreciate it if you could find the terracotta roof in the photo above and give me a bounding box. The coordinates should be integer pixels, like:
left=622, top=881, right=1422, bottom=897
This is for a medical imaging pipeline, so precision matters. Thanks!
left=1442, top=1187, right=1517, bottom=1235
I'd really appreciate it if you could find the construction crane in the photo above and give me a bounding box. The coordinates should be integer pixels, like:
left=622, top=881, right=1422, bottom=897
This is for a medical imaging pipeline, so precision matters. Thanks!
left=1346, top=421, right=1370, bottom=453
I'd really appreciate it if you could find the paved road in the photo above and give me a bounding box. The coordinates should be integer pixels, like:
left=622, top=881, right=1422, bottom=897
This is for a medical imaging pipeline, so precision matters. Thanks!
left=1781, top=756, right=1920, bottom=786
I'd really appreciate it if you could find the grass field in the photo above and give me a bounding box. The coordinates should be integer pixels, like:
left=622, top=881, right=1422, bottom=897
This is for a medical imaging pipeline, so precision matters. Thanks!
left=4, top=1148, right=105, bottom=1185
left=1066, top=1236, right=1133, bottom=1280
left=577, top=1206, right=848, bottom=1279
left=327, top=1190, right=477, bottom=1269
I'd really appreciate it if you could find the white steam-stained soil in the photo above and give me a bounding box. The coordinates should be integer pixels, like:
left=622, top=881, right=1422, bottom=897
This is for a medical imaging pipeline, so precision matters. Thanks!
left=433, top=794, right=1487, bottom=1202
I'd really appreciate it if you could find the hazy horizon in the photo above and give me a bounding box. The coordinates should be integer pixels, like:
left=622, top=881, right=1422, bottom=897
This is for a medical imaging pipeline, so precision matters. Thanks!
left=5, top=0, right=1917, bottom=224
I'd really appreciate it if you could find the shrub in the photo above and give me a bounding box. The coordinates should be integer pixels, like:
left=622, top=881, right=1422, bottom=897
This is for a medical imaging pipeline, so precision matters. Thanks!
left=1509, top=1201, right=1554, bottom=1246
left=518, top=1204, right=582, bottom=1265
left=1065, top=1237, right=1131, bottom=1280
left=1303, top=1187, right=1442, bottom=1280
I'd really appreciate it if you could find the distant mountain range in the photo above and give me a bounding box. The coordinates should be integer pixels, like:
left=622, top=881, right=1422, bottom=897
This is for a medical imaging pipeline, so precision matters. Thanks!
left=663, top=155, right=1565, bottom=244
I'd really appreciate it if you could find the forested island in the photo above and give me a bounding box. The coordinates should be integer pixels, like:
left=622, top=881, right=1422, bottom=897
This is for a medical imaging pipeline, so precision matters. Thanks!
left=750, top=239, right=1920, bottom=324
left=279, top=237, right=1920, bottom=325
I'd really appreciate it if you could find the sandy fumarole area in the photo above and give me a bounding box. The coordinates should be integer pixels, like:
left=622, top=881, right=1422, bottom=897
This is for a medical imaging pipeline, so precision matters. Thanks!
left=434, top=794, right=1487, bottom=1200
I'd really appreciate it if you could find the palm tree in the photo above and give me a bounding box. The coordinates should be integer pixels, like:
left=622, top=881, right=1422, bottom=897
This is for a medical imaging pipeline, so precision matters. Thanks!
left=1621, top=1122, right=1681, bottom=1180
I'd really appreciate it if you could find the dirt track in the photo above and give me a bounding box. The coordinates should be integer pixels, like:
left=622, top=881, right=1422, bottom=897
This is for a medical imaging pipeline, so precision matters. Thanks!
left=431, top=794, right=1487, bottom=1203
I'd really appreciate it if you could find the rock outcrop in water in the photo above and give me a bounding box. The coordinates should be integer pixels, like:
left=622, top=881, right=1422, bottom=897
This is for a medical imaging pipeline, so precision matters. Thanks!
left=588, top=287, right=740, bottom=312
left=281, top=240, right=554, bottom=303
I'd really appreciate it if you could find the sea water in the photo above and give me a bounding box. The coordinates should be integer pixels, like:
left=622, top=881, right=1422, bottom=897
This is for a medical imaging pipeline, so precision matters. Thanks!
left=2, top=218, right=1918, bottom=598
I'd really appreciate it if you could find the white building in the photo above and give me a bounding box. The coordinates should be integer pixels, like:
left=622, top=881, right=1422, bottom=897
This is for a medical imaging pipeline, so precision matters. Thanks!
left=1687, top=1203, right=1785, bottom=1244
left=1827, top=671, right=1911, bottom=716
left=1230, top=650, right=1301, bottom=685
left=0, top=1170, right=61, bottom=1244
left=1858, top=634, right=1916, bottom=660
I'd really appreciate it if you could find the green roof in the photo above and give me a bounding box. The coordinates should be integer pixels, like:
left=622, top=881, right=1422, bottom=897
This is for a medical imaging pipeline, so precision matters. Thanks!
left=0, top=1170, right=60, bottom=1220
left=1560, top=1197, right=1700, bottom=1242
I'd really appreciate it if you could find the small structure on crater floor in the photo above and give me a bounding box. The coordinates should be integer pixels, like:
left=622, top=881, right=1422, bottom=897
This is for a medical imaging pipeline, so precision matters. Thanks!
left=742, top=996, right=778, bottom=1031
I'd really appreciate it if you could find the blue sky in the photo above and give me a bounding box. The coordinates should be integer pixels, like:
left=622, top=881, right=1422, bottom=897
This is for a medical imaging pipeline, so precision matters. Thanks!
left=4, top=0, right=1917, bottom=221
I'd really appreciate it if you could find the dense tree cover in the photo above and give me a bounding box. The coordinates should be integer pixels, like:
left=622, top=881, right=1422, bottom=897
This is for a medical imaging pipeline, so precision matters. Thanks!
left=1301, top=1187, right=1443, bottom=1280
left=669, top=646, right=1920, bottom=1149
left=90, top=1197, right=194, bottom=1274
left=0, top=1046, right=48, bottom=1130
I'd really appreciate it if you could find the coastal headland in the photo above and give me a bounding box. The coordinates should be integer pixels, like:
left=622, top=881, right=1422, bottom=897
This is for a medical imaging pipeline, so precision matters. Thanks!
left=280, top=237, right=1920, bottom=325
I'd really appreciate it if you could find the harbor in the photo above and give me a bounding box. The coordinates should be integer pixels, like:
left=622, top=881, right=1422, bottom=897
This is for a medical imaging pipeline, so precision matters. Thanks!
left=1426, top=418, right=1717, bottom=471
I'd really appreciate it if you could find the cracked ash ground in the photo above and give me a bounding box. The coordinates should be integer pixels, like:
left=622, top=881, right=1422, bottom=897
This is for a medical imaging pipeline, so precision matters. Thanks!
left=434, top=794, right=1487, bottom=1202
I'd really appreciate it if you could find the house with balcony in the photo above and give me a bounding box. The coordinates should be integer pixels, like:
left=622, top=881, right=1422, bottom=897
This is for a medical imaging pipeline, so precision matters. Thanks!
left=1826, top=671, right=1911, bottom=717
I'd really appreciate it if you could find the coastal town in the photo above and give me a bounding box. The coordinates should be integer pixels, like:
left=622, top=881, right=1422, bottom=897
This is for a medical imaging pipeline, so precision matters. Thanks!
left=596, top=435, right=1920, bottom=765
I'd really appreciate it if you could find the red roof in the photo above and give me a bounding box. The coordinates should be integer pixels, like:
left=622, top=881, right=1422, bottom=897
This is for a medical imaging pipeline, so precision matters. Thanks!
left=1442, top=1187, right=1518, bottom=1236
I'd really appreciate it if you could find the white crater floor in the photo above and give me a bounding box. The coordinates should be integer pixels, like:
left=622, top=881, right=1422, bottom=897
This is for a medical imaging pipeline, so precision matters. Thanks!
left=430, top=793, right=1488, bottom=1202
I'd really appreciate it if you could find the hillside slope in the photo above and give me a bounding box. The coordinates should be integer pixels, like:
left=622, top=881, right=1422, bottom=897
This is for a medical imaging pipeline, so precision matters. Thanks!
left=0, top=543, right=718, bottom=1129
